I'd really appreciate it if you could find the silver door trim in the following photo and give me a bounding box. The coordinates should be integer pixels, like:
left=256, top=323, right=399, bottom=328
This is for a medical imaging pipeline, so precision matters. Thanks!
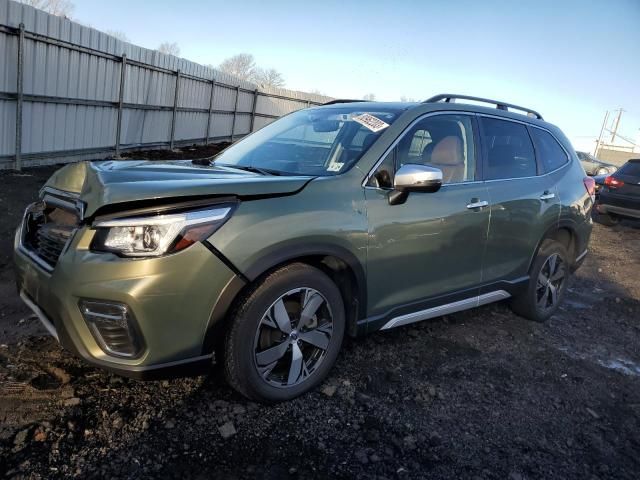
left=380, top=290, right=511, bottom=330
left=575, top=249, right=588, bottom=263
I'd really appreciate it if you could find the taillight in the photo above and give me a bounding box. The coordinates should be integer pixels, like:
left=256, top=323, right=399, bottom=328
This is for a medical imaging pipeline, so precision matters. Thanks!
left=604, top=175, right=624, bottom=189
left=583, top=176, right=596, bottom=200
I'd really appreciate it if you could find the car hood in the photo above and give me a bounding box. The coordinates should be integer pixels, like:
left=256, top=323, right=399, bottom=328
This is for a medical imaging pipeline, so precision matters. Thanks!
left=43, top=160, right=314, bottom=218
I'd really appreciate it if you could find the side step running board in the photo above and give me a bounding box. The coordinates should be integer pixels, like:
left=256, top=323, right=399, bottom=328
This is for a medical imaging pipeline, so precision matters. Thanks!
left=380, top=290, right=511, bottom=330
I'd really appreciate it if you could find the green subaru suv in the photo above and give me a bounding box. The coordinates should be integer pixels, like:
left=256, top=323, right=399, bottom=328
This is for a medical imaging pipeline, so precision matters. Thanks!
left=15, top=94, right=594, bottom=402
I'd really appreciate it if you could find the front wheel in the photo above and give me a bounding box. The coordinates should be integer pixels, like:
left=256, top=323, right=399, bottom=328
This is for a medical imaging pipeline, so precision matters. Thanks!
left=224, top=263, right=345, bottom=402
left=510, top=239, right=570, bottom=323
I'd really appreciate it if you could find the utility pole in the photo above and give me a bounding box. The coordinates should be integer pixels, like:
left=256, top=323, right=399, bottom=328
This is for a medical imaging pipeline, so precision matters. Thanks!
left=610, top=108, right=624, bottom=143
left=594, top=110, right=609, bottom=157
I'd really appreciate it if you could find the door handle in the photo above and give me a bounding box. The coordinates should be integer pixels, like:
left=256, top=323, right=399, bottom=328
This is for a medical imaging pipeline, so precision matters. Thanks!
left=539, top=191, right=555, bottom=201
left=466, top=200, right=489, bottom=209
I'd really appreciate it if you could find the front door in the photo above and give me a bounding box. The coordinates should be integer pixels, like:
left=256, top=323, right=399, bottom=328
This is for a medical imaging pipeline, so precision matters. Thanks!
left=364, top=113, right=489, bottom=319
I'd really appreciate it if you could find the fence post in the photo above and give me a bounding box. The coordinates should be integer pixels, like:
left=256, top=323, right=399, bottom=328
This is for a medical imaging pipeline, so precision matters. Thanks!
left=205, top=78, right=215, bottom=145
left=14, top=23, right=25, bottom=171
left=170, top=69, right=181, bottom=150
left=230, top=85, right=240, bottom=142
left=114, top=53, right=127, bottom=158
left=250, top=88, right=259, bottom=133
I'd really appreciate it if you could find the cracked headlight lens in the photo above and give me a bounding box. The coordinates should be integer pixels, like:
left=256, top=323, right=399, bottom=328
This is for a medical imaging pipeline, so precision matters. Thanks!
left=90, top=206, right=233, bottom=257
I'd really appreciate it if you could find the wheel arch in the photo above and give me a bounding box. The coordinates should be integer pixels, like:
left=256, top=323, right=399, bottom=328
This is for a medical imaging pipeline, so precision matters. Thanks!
left=529, top=221, right=578, bottom=272
left=201, top=244, right=367, bottom=355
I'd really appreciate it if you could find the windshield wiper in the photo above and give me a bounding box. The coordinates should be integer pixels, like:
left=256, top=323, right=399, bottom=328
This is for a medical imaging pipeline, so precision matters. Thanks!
left=191, top=153, right=221, bottom=166
left=192, top=157, right=282, bottom=175
left=217, top=164, right=282, bottom=176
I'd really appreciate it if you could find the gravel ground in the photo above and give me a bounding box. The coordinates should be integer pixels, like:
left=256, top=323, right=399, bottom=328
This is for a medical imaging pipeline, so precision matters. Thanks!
left=1, top=156, right=639, bottom=479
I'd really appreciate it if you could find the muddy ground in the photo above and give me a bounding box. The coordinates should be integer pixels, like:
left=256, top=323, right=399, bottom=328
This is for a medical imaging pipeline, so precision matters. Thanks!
left=0, top=151, right=639, bottom=479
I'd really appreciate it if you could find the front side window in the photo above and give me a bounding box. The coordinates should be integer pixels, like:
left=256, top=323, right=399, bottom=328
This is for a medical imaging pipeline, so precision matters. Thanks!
left=211, top=107, right=403, bottom=176
left=530, top=128, right=569, bottom=173
left=368, top=114, right=477, bottom=187
left=480, top=117, right=536, bottom=180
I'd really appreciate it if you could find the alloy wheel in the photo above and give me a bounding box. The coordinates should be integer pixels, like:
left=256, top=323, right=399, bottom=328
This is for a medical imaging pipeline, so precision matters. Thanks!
left=536, top=253, right=566, bottom=311
left=252, top=288, right=333, bottom=388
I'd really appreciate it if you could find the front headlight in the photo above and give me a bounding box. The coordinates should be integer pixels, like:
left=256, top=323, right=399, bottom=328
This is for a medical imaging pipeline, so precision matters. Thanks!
left=90, top=205, right=233, bottom=257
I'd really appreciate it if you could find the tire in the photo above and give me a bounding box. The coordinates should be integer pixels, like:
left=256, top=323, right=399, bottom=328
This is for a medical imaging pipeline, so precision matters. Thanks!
left=594, top=211, right=619, bottom=227
left=510, top=239, right=570, bottom=323
left=224, top=263, right=345, bottom=402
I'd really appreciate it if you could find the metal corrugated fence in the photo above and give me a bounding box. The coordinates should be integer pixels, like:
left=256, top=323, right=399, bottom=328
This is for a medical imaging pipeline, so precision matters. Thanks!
left=0, top=0, right=331, bottom=170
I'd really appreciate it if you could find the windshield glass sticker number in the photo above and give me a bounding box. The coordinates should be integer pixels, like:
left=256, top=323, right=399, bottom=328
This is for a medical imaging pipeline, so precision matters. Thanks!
left=352, top=113, right=390, bottom=133
left=327, top=162, right=344, bottom=172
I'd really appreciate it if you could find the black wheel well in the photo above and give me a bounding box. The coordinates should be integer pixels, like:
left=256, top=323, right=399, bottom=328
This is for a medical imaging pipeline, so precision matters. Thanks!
left=548, top=227, right=576, bottom=259
left=203, top=253, right=365, bottom=356
left=535, top=226, right=577, bottom=268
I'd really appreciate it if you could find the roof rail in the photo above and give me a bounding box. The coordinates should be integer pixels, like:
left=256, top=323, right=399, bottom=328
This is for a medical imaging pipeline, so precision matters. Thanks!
left=322, top=99, right=367, bottom=106
left=424, top=94, right=543, bottom=120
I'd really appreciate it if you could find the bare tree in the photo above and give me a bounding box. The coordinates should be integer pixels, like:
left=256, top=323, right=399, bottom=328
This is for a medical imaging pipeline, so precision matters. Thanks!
left=252, top=67, right=285, bottom=88
left=158, top=42, right=180, bottom=56
left=17, top=0, right=74, bottom=17
left=218, top=53, right=256, bottom=82
left=106, top=30, right=130, bottom=42
left=363, top=93, right=376, bottom=101
left=219, top=53, right=286, bottom=87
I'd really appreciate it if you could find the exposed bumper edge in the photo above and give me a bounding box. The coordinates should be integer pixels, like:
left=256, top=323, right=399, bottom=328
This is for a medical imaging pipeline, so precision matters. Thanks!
left=20, top=290, right=59, bottom=341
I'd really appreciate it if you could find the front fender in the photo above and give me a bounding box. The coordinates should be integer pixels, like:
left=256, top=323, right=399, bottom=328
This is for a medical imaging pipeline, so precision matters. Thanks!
left=208, top=175, right=369, bottom=308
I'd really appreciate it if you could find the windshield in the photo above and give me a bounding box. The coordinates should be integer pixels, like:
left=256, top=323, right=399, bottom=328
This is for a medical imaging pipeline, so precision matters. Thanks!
left=211, top=106, right=404, bottom=176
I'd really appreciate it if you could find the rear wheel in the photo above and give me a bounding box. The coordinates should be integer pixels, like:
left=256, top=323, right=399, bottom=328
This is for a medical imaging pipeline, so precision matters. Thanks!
left=224, top=263, right=345, bottom=402
left=594, top=211, right=619, bottom=227
left=510, top=239, right=569, bottom=323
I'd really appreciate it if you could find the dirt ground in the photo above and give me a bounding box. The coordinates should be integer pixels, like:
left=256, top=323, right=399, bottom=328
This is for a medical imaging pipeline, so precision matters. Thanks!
left=1, top=154, right=639, bottom=479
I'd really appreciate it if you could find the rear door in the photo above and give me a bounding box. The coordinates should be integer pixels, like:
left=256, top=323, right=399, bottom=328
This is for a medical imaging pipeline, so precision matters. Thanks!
left=479, top=116, right=561, bottom=286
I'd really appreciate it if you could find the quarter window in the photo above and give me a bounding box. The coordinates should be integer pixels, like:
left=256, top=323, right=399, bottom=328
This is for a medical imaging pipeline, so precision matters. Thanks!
left=480, top=117, right=536, bottom=180
left=530, top=128, right=569, bottom=173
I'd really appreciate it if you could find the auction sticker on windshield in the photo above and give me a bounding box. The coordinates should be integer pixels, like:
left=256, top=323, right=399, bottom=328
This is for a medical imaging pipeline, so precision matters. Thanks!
left=352, top=113, right=390, bottom=133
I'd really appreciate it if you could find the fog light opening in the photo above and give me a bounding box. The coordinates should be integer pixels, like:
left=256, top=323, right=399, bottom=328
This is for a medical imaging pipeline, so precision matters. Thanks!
left=79, top=300, right=144, bottom=358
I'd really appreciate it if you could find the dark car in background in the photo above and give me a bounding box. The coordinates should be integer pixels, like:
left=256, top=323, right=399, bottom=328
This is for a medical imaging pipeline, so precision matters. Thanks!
left=595, top=159, right=640, bottom=226
left=592, top=173, right=607, bottom=199
left=577, top=151, right=618, bottom=176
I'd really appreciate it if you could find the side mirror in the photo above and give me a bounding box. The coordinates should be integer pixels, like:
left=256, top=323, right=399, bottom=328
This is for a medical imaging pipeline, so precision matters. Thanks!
left=389, top=164, right=443, bottom=205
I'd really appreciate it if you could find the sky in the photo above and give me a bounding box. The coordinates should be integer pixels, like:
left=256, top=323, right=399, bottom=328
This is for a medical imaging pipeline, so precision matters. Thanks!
left=72, top=0, right=640, bottom=152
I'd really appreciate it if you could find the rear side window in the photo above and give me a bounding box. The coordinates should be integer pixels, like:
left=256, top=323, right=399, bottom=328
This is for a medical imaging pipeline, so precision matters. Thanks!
left=618, top=161, right=640, bottom=177
left=530, top=128, right=569, bottom=172
left=480, top=117, right=536, bottom=180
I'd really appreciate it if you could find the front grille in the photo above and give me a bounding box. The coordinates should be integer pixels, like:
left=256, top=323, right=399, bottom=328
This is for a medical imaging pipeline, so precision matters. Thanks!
left=22, top=202, right=79, bottom=269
